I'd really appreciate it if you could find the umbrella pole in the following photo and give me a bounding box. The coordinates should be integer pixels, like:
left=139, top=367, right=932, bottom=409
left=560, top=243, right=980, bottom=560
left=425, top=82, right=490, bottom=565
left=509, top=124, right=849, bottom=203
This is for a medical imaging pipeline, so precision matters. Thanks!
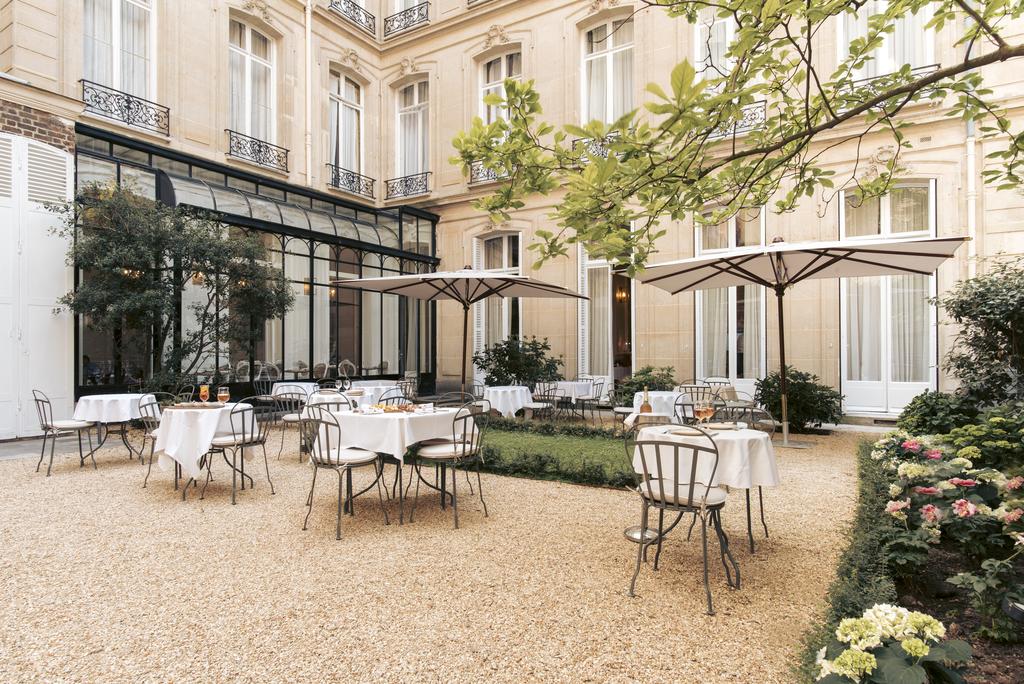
left=775, top=287, right=791, bottom=446
left=461, top=303, right=469, bottom=396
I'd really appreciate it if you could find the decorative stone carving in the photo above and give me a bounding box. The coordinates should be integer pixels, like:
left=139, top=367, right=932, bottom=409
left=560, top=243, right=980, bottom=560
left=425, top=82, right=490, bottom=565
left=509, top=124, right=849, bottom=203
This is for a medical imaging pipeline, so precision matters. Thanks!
left=484, top=25, right=509, bottom=49
left=399, top=57, right=419, bottom=76
left=341, top=48, right=363, bottom=73
left=589, top=0, right=620, bottom=11
left=242, top=0, right=272, bottom=23
left=860, top=145, right=908, bottom=180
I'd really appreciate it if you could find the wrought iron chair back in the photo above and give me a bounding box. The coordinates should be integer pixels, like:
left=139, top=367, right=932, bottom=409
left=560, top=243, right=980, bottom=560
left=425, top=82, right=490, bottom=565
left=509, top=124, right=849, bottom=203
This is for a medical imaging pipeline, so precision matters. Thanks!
left=138, top=395, right=163, bottom=433
left=254, top=377, right=273, bottom=398
left=274, top=390, right=307, bottom=419
left=378, top=387, right=409, bottom=405
left=469, top=382, right=486, bottom=400
left=176, top=385, right=195, bottom=402
left=305, top=405, right=348, bottom=467
left=32, top=390, right=55, bottom=431
left=313, top=362, right=329, bottom=379
left=435, top=391, right=474, bottom=407
left=397, top=377, right=418, bottom=398
left=674, top=395, right=696, bottom=424
left=702, top=377, right=731, bottom=388
left=628, top=431, right=720, bottom=510
left=338, top=359, right=357, bottom=379
left=678, top=383, right=718, bottom=405
left=533, top=380, right=556, bottom=397
left=447, top=400, right=488, bottom=462
left=308, top=392, right=353, bottom=414
left=227, top=398, right=274, bottom=446
left=337, top=377, right=352, bottom=391
left=317, top=378, right=338, bottom=389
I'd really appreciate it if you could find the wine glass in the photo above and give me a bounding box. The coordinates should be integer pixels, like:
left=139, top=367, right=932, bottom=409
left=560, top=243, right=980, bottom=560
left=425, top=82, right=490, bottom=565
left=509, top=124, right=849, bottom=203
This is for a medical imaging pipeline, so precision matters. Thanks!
left=199, top=384, right=210, bottom=403
left=217, top=386, right=230, bottom=403
left=696, top=401, right=714, bottom=425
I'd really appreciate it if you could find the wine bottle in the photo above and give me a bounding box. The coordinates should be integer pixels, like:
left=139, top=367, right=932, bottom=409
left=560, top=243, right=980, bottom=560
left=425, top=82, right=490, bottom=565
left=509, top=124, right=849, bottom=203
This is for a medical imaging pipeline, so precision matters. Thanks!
left=640, top=385, right=652, bottom=414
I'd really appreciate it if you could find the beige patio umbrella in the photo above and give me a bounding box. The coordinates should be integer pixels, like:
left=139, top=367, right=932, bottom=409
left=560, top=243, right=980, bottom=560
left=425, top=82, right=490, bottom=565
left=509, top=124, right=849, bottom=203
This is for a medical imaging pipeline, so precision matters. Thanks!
left=637, top=235, right=968, bottom=446
left=335, top=268, right=586, bottom=394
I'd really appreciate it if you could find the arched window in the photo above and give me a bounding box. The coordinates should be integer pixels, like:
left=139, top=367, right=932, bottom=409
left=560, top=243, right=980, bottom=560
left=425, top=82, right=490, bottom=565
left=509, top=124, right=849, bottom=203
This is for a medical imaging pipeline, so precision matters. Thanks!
left=84, top=0, right=156, bottom=98
left=480, top=51, right=522, bottom=124
left=229, top=19, right=275, bottom=142
left=582, top=18, right=633, bottom=123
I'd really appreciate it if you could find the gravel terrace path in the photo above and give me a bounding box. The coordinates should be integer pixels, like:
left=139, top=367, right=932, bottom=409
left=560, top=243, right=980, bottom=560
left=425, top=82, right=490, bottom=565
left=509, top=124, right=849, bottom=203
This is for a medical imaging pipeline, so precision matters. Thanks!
left=0, top=431, right=867, bottom=683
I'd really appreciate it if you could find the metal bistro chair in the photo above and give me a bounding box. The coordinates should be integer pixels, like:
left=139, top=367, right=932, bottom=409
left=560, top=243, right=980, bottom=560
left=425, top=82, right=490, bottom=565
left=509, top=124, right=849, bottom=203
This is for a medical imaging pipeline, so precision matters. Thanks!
left=317, top=378, right=339, bottom=390
left=410, top=400, right=490, bottom=529
left=139, top=392, right=176, bottom=488
left=254, top=376, right=275, bottom=403
left=525, top=382, right=563, bottom=421
left=176, top=385, right=195, bottom=403
left=32, top=390, right=96, bottom=477
left=202, top=398, right=275, bottom=505
left=677, top=383, right=718, bottom=407
left=275, top=389, right=308, bottom=461
left=577, top=378, right=605, bottom=423
left=673, top=394, right=697, bottom=425
left=397, top=377, right=418, bottom=399
left=712, top=403, right=776, bottom=551
left=307, top=390, right=353, bottom=414
left=301, top=405, right=389, bottom=540
left=377, top=387, right=410, bottom=406
left=626, top=428, right=740, bottom=615
left=702, top=377, right=732, bottom=389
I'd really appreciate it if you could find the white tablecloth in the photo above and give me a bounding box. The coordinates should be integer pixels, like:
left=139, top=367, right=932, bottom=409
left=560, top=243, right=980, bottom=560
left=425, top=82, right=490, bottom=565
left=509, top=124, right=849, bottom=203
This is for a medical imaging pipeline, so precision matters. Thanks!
left=484, top=386, right=532, bottom=418
left=273, top=382, right=318, bottom=397
left=73, top=393, right=154, bottom=423
left=555, top=380, right=594, bottom=402
left=350, top=380, right=397, bottom=389
left=344, top=384, right=396, bottom=406
left=633, top=391, right=689, bottom=415
left=305, top=391, right=358, bottom=411
left=634, top=424, right=779, bottom=489
left=153, top=403, right=236, bottom=479
left=328, top=408, right=456, bottom=461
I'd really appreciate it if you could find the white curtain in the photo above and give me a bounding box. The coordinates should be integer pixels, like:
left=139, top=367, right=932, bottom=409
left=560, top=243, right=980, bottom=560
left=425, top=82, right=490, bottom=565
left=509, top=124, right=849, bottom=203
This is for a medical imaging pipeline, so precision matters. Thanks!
left=361, top=257, right=382, bottom=374
left=894, top=6, right=930, bottom=69
left=229, top=50, right=245, bottom=132
left=701, top=288, right=728, bottom=377
left=251, top=60, right=271, bottom=141
left=341, top=103, right=360, bottom=171
left=890, top=185, right=928, bottom=233
left=119, top=0, right=150, bottom=97
left=284, top=248, right=310, bottom=374
left=611, top=47, right=633, bottom=120
left=844, top=193, right=881, bottom=237
left=585, top=57, right=606, bottom=123
left=846, top=277, right=882, bottom=381
left=739, top=285, right=762, bottom=379
left=890, top=274, right=929, bottom=383
left=588, top=266, right=611, bottom=378
left=84, top=0, right=113, bottom=86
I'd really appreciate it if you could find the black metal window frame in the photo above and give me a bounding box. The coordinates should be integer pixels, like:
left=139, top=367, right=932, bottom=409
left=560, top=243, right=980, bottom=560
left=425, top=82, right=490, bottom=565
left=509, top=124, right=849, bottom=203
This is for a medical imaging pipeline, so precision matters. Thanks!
left=71, top=125, right=439, bottom=397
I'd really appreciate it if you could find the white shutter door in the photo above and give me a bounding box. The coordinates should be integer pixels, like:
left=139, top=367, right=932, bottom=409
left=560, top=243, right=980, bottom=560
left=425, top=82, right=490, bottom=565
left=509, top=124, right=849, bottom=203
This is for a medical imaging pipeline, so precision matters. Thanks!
left=471, top=238, right=485, bottom=384
left=19, top=140, right=73, bottom=436
left=0, top=137, right=17, bottom=438
left=577, top=245, right=588, bottom=377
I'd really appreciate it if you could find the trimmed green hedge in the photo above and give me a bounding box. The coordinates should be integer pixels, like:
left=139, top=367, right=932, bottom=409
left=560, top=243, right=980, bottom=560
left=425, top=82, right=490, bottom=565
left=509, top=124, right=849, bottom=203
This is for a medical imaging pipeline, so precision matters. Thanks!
left=798, top=442, right=898, bottom=681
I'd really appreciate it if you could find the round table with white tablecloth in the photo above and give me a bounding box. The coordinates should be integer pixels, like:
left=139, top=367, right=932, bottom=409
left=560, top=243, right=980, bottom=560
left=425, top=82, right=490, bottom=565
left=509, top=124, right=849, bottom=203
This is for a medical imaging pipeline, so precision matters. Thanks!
left=327, top=407, right=457, bottom=461
left=153, top=403, right=236, bottom=479
left=484, top=385, right=532, bottom=418
left=73, top=393, right=154, bottom=423
left=554, top=380, right=594, bottom=403
left=634, top=424, right=779, bottom=490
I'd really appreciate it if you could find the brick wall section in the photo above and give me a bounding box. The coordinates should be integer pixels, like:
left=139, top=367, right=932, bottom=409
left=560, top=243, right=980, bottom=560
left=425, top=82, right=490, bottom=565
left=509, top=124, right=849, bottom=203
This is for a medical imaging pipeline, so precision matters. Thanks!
left=0, top=99, right=75, bottom=153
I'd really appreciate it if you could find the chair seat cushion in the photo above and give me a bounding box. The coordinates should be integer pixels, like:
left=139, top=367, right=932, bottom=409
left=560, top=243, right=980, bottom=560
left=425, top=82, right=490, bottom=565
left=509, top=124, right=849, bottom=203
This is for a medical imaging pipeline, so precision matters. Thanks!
left=639, top=481, right=728, bottom=507
left=281, top=413, right=302, bottom=423
left=210, top=435, right=261, bottom=447
left=314, top=447, right=378, bottom=466
left=51, top=419, right=93, bottom=430
left=418, top=436, right=456, bottom=446
left=525, top=402, right=553, bottom=410
left=417, top=441, right=480, bottom=460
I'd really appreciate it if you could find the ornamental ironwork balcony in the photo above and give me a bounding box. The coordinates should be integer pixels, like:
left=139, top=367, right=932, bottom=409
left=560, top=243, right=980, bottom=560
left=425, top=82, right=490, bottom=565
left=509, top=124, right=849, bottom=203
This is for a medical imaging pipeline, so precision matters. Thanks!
left=384, top=1, right=429, bottom=38
left=329, top=0, right=376, bottom=36
left=226, top=130, right=289, bottom=173
left=708, top=101, right=767, bottom=139
left=469, top=160, right=508, bottom=184
left=385, top=171, right=431, bottom=199
left=571, top=132, right=621, bottom=163
left=327, top=163, right=375, bottom=199
left=848, top=63, right=940, bottom=97
left=80, top=79, right=170, bottom=136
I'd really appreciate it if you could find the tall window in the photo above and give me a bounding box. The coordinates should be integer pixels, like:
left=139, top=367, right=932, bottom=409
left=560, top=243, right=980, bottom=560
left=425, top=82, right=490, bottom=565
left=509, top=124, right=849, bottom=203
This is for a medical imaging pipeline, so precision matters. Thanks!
left=842, top=181, right=934, bottom=409
left=83, top=0, right=154, bottom=98
left=694, top=7, right=734, bottom=76
left=330, top=72, right=362, bottom=173
left=481, top=52, right=522, bottom=124
left=696, top=210, right=765, bottom=384
left=583, top=18, right=633, bottom=123
left=476, top=234, right=521, bottom=347
left=839, top=2, right=933, bottom=79
left=229, top=19, right=274, bottom=142
left=397, top=82, right=429, bottom=176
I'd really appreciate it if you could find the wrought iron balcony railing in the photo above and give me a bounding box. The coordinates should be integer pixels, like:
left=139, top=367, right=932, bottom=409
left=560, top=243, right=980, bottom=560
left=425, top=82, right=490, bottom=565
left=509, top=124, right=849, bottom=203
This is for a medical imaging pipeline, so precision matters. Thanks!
left=327, top=164, right=375, bottom=199
left=226, top=130, right=289, bottom=173
left=385, top=171, right=431, bottom=199
left=571, top=132, right=621, bottom=163
left=469, top=160, right=508, bottom=184
left=708, top=101, right=767, bottom=139
left=328, top=0, right=376, bottom=36
left=80, top=79, right=170, bottom=136
left=384, top=1, right=429, bottom=38
left=848, top=63, right=940, bottom=97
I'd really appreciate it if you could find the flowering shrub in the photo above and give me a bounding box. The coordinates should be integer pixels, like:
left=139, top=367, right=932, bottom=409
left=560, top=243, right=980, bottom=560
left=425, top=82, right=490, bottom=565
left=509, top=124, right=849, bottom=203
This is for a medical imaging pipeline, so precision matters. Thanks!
left=815, top=604, right=970, bottom=683
left=943, top=402, right=1024, bottom=472
left=897, top=390, right=981, bottom=435
left=948, top=533, right=1024, bottom=643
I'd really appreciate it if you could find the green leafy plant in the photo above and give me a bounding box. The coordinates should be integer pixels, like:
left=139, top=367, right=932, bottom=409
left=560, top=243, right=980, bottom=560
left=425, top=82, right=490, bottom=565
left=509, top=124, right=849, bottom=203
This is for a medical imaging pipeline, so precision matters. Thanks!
left=815, top=605, right=971, bottom=683
left=943, top=402, right=1024, bottom=472
left=934, top=258, right=1024, bottom=403
left=897, top=391, right=981, bottom=436
left=471, top=335, right=563, bottom=386
left=754, top=366, right=843, bottom=433
left=612, top=365, right=676, bottom=406
left=948, top=540, right=1024, bottom=643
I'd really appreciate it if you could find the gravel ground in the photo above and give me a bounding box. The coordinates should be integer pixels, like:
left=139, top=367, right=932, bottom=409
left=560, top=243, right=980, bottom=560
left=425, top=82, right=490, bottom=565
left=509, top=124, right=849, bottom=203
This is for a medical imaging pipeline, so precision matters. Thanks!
left=0, top=431, right=867, bottom=683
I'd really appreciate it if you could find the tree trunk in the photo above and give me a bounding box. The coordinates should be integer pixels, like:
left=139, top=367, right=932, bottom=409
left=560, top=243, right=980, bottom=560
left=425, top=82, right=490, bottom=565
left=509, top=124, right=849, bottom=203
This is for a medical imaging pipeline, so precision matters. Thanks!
left=113, top=322, right=124, bottom=384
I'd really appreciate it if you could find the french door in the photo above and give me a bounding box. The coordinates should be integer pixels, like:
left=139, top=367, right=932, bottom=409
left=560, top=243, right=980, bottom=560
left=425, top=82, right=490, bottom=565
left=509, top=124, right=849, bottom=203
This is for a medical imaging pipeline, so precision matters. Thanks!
left=841, top=273, right=935, bottom=413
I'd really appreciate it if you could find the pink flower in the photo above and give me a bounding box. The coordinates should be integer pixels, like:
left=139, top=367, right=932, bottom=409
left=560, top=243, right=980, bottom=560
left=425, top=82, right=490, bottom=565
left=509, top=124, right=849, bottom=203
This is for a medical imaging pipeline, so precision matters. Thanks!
left=920, top=504, right=943, bottom=523
left=924, top=449, right=943, bottom=460
left=1006, top=476, right=1024, bottom=491
left=885, top=499, right=911, bottom=515
left=902, top=440, right=922, bottom=452
left=1005, top=508, right=1024, bottom=523
left=952, top=499, right=978, bottom=518
left=914, top=486, right=940, bottom=496
left=948, top=478, right=977, bottom=488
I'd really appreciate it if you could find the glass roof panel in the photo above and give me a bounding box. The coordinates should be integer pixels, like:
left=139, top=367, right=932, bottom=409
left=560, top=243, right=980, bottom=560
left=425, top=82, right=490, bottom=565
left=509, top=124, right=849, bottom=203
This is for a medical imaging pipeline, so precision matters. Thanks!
left=307, top=210, right=336, bottom=235
left=278, top=203, right=310, bottom=230
left=209, top=184, right=250, bottom=216
left=335, top=217, right=362, bottom=242
left=166, top=174, right=216, bottom=210
left=247, top=195, right=284, bottom=224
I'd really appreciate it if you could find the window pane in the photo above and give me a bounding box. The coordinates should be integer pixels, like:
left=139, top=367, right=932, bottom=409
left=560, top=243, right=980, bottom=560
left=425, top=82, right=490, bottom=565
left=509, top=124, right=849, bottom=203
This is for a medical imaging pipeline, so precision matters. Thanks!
left=586, top=58, right=606, bottom=122
left=588, top=266, right=611, bottom=377
left=736, top=285, right=762, bottom=378
left=119, top=0, right=150, bottom=97
left=344, top=77, right=360, bottom=104
left=418, top=81, right=429, bottom=102
left=890, top=185, right=928, bottom=233
left=701, top=288, right=728, bottom=377
left=484, top=237, right=503, bottom=270
left=485, top=297, right=503, bottom=347
left=611, top=48, right=633, bottom=120
left=400, top=84, right=414, bottom=107
left=846, top=276, right=882, bottom=381
left=890, top=274, right=929, bottom=382
left=507, top=52, right=522, bottom=77
left=586, top=25, right=607, bottom=55
left=84, top=0, right=113, bottom=86
left=251, top=62, right=272, bottom=140
left=701, top=219, right=728, bottom=251
left=845, top=194, right=881, bottom=238
left=229, top=51, right=245, bottom=131
left=484, top=57, right=501, bottom=84
left=735, top=209, right=761, bottom=247
left=612, top=18, right=633, bottom=47
left=251, top=30, right=270, bottom=61
left=229, top=20, right=245, bottom=47
left=508, top=234, right=519, bottom=269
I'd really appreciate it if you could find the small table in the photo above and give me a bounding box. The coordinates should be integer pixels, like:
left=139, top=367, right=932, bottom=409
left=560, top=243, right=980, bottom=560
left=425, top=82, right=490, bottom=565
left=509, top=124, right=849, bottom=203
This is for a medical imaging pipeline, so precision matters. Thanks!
left=73, top=393, right=155, bottom=460
left=484, top=385, right=532, bottom=418
left=329, top=408, right=456, bottom=462
left=555, top=380, right=593, bottom=403
left=634, top=424, right=779, bottom=552
left=153, top=403, right=236, bottom=481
